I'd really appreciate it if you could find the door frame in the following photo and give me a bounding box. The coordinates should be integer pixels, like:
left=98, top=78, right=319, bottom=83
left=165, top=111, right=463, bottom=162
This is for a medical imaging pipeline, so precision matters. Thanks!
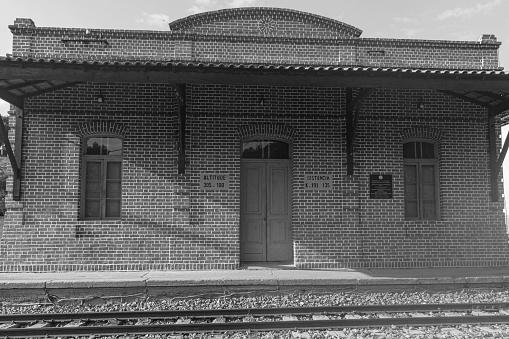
left=239, top=137, right=293, bottom=262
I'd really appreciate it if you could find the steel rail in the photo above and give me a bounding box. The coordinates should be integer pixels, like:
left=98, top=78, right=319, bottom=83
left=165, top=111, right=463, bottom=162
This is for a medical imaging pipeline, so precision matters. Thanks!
left=1, top=302, right=508, bottom=322
left=1, top=315, right=509, bottom=337
left=2, top=303, right=509, bottom=338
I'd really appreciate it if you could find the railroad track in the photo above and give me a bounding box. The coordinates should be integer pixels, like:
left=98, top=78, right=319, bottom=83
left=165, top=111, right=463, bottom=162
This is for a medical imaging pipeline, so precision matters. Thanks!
left=1, top=302, right=509, bottom=337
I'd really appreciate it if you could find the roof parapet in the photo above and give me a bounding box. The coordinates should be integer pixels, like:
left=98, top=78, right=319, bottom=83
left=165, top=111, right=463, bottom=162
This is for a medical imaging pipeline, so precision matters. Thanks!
left=479, top=34, right=497, bottom=44
left=12, top=18, right=35, bottom=28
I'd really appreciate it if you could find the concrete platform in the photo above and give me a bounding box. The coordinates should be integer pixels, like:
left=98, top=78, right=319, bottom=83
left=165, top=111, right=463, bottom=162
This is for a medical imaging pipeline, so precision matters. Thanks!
left=1, top=265, right=509, bottom=301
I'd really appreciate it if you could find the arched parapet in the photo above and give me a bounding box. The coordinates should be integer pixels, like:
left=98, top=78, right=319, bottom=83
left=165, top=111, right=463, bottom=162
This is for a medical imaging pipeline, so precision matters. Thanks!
left=169, top=7, right=362, bottom=39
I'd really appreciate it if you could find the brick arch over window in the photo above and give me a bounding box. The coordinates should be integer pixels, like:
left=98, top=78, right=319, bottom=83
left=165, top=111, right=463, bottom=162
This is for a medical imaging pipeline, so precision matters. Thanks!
left=77, top=121, right=129, bottom=138
left=399, top=126, right=444, bottom=142
left=169, top=7, right=362, bottom=38
left=237, top=124, right=295, bottom=141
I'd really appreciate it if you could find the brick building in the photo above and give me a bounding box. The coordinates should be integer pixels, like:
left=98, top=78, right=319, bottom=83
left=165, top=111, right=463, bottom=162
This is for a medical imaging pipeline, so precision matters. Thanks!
left=0, top=7, right=509, bottom=271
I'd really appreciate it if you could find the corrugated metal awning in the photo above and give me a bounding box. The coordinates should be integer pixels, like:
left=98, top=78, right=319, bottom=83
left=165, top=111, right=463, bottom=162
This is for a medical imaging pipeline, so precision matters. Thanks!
left=0, top=56, right=508, bottom=118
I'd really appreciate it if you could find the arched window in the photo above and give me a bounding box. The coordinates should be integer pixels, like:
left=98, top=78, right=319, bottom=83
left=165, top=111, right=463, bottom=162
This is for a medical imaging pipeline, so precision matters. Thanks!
left=403, top=140, right=440, bottom=220
left=241, top=139, right=290, bottom=159
left=81, top=135, right=123, bottom=220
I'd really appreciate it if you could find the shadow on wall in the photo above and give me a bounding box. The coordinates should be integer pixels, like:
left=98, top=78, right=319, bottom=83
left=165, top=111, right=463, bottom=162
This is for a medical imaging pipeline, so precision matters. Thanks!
left=0, top=165, right=7, bottom=239
left=504, top=125, right=509, bottom=232
left=0, top=165, right=7, bottom=215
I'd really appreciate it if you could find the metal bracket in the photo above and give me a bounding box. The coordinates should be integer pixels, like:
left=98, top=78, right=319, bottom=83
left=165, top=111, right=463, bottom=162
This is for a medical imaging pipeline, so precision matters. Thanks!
left=0, top=115, right=20, bottom=179
left=174, top=84, right=186, bottom=175
left=346, top=88, right=374, bottom=175
left=488, top=110, right=503, bottom=202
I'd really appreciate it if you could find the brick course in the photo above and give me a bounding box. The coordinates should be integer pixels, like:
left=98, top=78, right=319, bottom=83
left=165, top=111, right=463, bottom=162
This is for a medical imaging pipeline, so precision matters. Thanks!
left=9, top=7, right=500, bottom=69
left=1, top=7, right=508, bottom=271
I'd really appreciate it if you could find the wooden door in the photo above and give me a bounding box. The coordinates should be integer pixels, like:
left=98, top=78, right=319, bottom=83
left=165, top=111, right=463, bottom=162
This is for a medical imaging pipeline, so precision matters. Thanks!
left=266, top=162, right=292, bottom=261
left=240, top=160, right=292, bottom=262
left=240, top=161, right=266, bottom=261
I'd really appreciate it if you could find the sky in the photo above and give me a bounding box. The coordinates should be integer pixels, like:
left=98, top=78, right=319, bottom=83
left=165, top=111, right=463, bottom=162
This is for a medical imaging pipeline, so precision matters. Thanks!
left=0, top=0, right=508, bottom=114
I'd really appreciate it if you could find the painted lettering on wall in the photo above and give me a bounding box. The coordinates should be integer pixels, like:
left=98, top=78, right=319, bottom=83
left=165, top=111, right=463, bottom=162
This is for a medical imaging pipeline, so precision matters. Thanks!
left=304, top=174, right=333, bottom=190
left=200, top=174, right=229, bottom=191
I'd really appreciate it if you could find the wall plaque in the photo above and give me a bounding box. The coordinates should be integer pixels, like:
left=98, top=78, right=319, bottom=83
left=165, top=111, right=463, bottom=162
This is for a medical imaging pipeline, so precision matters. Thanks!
left=304, top=174, right=333, bottom=190
left=369, top=174, right=393, bottom=199
left=200, top=174, right=229, bottom=191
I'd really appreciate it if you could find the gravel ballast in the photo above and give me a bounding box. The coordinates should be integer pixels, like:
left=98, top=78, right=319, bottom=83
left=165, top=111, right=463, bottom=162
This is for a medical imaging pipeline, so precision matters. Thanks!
left=3, top=289, right=509, bottom=338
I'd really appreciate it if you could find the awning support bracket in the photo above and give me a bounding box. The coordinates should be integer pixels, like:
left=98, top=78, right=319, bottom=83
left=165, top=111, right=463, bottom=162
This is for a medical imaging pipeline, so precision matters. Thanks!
left=489, top=100, right=509, bottom=118
left=175, top=83, right=186, bottom=175
left=346, top=88, right=373, bottom=175
left=441, top=91, right=509, bottom=202
left=0, top=116, right=19, bottom=179
left=489, top=108, right=506, bottom=202
left=0, top=89, right=24, bottom=109
left=496, top=131, right=509, bottom=178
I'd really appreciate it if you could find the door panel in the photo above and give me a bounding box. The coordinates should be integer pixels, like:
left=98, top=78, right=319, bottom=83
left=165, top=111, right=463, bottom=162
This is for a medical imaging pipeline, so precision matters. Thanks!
left=246, top=221, right=263, bottom=242
left=240, top=160, right=292, bottom=262
left=268, top=220, right=288, bottom=242
left=269, top=167, right=288, bottom=214
left=240, top=162, right=266, bottom=261
left=266, top=162, right=292, bottom=261
left=245, top=168, right=262, bottom=213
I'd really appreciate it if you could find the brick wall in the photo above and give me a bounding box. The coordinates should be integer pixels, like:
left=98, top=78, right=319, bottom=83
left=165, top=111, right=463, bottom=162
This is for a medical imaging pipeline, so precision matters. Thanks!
left=336, top=89, right=508, bottom=268
left=9, top=7, right=500, bottom=70
left=357, top=39, right=500, bottom=69
left=1, top=84, right=179, bottom=271
left=1, top=82, right=508, bottom=271
left=1, top=7, right=508, bottom=271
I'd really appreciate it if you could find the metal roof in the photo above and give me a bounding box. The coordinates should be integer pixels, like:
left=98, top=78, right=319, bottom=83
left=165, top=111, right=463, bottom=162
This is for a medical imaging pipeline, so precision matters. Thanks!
left=0, top=56, right=508, bottom=118
left=2, top=56, right=509, bottom=73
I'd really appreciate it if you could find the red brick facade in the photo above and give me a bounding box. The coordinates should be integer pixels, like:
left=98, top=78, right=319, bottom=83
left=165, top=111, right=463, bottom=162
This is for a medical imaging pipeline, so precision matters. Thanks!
left=1, top=8, right=508, bottom=271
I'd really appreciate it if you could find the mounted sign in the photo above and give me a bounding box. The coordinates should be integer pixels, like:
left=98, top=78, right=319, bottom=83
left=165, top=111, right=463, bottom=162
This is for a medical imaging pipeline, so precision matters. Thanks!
left=369, top=174, right=393, bottom=199
left=200, top=174, right=229, bottom=191
left=304, top=174, right=333, bottom=190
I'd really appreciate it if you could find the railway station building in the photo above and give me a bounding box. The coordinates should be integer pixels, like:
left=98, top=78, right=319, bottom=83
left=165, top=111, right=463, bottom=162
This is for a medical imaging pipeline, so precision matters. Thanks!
left=0, top=7, right=509, bottom=271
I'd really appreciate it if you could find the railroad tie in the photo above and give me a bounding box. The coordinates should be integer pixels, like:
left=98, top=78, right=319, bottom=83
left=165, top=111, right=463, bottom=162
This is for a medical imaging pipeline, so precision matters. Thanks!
left=312, top=314, right=329, bottom=320
left=27, top=321, right=51, bottom=328
left=176, top=318, right=191, bottom=324
left=291, top=331, right=311, bottom=339
left=283, top=315, right=298, bottom=321
left=0, top=323, right=19, bottom=330
left=326, top=331, right=347, bottom=338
